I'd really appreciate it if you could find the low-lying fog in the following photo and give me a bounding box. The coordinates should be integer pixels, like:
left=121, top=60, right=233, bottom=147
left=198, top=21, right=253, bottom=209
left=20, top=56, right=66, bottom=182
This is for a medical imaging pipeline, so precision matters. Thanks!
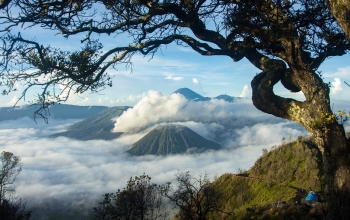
left=1, top=93, right=348, bottom=219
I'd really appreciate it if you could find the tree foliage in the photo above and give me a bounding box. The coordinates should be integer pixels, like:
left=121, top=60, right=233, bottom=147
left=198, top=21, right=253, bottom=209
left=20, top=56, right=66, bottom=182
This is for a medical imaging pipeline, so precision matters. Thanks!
left=0, top=151, right=21, bottom=203
left=0, top=0, right=347, bottom=111
left=0, top=151, right=31, bottom=220
left=91, top=174, right=169, bottom=220
left=0, top=198, right=31, bottom=220
left=162, top=171, right=224, bottom=220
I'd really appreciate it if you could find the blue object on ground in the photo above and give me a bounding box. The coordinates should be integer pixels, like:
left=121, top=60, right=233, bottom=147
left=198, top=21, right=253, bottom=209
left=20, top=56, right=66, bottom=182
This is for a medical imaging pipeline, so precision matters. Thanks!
left=306, top=191, right=318, bottom=204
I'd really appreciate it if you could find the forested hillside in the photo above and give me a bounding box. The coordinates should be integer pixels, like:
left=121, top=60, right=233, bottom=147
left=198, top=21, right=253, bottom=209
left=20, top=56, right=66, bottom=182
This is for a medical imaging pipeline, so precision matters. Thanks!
left=208, top=138, right=325, bottom=219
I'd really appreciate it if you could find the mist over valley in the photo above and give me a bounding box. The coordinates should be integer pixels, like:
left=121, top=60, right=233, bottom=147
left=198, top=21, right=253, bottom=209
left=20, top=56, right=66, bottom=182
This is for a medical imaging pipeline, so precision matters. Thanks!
left=1, top=88, right=335, bottom=219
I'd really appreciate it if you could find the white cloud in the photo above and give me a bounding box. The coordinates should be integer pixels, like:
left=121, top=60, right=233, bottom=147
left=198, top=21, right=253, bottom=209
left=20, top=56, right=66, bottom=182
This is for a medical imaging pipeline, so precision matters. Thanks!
left=331, top=78, right=343, bottom=95
left=113, top=90, right=188, bottom=132
left=7, top=90, right=341, bottom=218
left=0, top=114, right=309, bottom=218
left=7, top=96, right=19, bottom=106
left=110, top=93, right=146, bottom=106
left=112, top=90, right=305, bottom=143
left=324, top=66, right=350, bottom=80
left=240, top=85, right=251, bottom=98
left=193, top=78, right=199, bottom=84
left=165, top=75, right=184, bottom=81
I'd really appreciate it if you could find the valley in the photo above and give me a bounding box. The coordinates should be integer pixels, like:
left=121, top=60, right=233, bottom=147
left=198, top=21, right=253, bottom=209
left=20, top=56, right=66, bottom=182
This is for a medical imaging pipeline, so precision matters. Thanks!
left=0, top=88, right=330, bottom=220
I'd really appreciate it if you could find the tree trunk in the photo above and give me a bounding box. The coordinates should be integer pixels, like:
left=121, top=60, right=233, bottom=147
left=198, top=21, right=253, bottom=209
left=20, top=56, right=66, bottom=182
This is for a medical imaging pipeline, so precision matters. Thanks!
left=318, top=123, right=350, bottom=220
left=250, top=55, right=350, bottom=219
left=327, top=0, right=350, bottom=40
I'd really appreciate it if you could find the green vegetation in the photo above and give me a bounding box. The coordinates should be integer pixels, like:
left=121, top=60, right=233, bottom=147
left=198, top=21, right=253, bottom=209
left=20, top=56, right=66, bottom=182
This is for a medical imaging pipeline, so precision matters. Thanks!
left=0, top=151, right=31, bottom=220
left=92, top=174, right=169, bottom=220
left=128, top=125, right=221, bottom=156
left=93, top=171, right=223, bottom=220
left=208, top=139, right=325, bottom=219
left=93, top=139, right=325, bottom=220
left=163, top=171, right=224, bottom=220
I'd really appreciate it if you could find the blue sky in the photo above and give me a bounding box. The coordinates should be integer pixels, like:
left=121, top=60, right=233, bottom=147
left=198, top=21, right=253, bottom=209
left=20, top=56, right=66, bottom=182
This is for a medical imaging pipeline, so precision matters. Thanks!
left=2, top=23, right=350, bottom=107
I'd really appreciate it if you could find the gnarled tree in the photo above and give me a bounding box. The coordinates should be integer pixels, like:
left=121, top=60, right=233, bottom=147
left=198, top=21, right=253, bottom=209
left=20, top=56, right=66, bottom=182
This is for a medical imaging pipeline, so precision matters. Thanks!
left=0, top=0, right=349, bottom=219
left=327, top=0, right=350, bottom=39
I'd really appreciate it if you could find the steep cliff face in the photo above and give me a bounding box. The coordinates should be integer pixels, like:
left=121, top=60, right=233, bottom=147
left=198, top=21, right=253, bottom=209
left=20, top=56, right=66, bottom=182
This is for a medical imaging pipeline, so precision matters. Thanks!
left=128, top=124, right=221, bottom=156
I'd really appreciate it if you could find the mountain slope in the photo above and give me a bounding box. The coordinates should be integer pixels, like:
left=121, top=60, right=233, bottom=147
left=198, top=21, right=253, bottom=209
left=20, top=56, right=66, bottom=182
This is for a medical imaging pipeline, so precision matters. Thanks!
left=172, top=88, right=207, bottom=100
left=208, top=139, right=325, bottom=219
left=51, top=106, right=130, bottom=140
left=0, top=104, right=108, bottom=121
left=214, top=94, right=236, bottom=102
left=128, top=124, right=221, bottom=156
left=172, top=88, right=240, bottom=102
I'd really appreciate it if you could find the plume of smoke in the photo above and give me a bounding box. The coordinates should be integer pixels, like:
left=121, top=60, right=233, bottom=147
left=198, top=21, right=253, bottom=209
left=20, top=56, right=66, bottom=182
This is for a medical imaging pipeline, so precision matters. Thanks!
left=331, top=78, right=343, bottom=95
left=113, top=90, right=269, bottom=133
left=240, top=85, right=251, bottom=98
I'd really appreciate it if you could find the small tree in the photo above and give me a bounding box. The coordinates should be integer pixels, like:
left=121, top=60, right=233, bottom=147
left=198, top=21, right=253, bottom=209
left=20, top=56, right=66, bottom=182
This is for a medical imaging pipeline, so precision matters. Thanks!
left=0, top=198, right=31, bottom=220
left=92, top=174, right=169, bottom=220
left=0, top=151, right=22, bottom=203
left=162, top=171, right=224, bottom=220
left=0, top=151, right=31, bottom=220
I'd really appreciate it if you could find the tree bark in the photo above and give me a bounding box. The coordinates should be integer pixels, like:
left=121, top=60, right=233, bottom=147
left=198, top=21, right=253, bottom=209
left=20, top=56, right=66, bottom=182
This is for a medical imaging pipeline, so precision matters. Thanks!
left=250, top=54, right=350, bottom=219
left=321, top=123, right=350, bottom=219
left=327, top=0, right=350, bottom=40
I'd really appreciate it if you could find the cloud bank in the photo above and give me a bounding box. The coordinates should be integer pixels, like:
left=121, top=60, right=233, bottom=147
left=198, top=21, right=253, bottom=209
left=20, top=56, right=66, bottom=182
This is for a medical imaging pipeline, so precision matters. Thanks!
left=5, top=94, right=341, bottom=218
left=113, top=90, right=282, bottom=134
left=1, top=117, right=308, bottom=219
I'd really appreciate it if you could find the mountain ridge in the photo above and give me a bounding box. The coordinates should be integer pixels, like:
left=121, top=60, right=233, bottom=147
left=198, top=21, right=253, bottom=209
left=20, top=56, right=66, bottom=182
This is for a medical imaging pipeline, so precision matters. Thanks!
left=0, top=104, right=108, bottom=122
left=50, top=88, right=243, bottom=141
left=173, top=88, right=237, bottom=102
left=51, top=106, right=129, bottom=140
left=128, top=124, right=221, bottom=156
left=172, top=88, right=204, bottom=100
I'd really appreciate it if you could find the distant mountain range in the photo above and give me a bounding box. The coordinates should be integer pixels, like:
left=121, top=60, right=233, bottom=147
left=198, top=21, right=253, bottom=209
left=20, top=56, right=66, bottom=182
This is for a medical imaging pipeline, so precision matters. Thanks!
left=51, top=106, right=129, bottom=140
left=0, top=88, right=236, bottom=122
left=49, top=88, right=240, bottom=141
left=0, top=104, right=108, bottom=122
left=173, top=88, right=236, bottom=102
left=215, top=94, right=236, bottom=102
left=44, top=88, right=245, bottom=155
left=128, top=124, right=221, bottom=156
